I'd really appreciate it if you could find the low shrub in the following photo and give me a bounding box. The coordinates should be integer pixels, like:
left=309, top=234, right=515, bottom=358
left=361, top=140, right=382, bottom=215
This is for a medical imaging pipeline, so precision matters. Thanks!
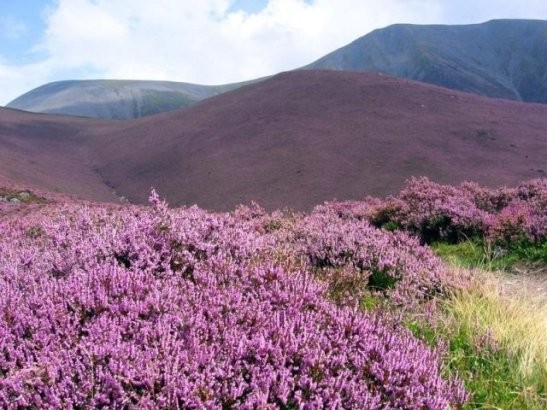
left=294, top=210, right=458, bottom=308
left=320, top=178, right=546, bottom=254
left=0, top=193, right=467, bottom=408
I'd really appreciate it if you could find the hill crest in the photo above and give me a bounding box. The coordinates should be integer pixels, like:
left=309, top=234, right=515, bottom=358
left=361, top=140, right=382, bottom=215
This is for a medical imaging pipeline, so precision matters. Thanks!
left=1, top=70, right=546, bottom=210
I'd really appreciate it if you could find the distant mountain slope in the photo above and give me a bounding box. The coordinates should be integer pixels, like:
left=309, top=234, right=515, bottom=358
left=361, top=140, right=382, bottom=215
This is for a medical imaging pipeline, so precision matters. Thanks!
left=1, top=71, right=546, bottom=210
left=6, top=79, right=250, bottom=119
left=0, top=108, right=116, bottom=200
left=306, top=19, right=547, bottom=103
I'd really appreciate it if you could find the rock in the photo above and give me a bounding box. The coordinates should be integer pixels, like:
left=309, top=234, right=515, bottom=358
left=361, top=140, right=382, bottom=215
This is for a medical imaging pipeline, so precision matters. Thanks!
left=9, top=198, right=20, bottom=203
left=18, top=191, right=31, bottom=201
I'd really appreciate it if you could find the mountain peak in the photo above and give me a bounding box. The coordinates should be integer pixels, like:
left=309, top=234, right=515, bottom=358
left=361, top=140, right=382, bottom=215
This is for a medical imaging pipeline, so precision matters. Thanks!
left=306, top=19, right=547, bottom=103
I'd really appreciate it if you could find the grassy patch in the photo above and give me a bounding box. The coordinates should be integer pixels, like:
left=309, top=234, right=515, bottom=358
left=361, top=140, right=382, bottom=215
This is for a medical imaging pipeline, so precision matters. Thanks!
left=509, top=240, right=547, bottom=264
left=407, top=273, right=547, bottom=409
left=431, top=240, right=486, bottom=268
left=431, top=239, right=547, bottom=270
left=359, top=293, right=384, bottom=311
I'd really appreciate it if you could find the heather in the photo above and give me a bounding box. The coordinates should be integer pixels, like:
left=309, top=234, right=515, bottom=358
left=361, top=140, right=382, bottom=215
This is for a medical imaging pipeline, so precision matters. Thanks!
left=321, top=177, right=547, bottom=267
left=0, top=192, right=467, bottom=408
left=294, top=210, right=457, bottom=308
left=0, top=178, right=545, bottom=408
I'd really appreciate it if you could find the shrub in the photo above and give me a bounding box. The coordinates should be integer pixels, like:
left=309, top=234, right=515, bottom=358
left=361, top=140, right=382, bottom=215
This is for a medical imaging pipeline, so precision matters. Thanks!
left=393, top=178, right=490, bottom=243
left=488, top=201, right=533, bottom=245
left=0, top=193, right=467, bottom=409
left=294, top=210, right=456, bottom=308
left=334, top=178, right=546, bottom=251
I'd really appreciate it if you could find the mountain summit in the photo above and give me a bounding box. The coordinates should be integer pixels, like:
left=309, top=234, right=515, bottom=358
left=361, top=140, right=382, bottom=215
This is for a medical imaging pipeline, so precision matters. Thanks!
left=306, top=19, right=547, bottom=103
left=6, top=79, right=250, bottom=120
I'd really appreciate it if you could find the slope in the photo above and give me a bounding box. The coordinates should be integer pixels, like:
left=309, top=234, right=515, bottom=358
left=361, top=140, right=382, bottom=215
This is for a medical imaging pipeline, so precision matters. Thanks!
left=89, top=70, right=547, bottom=210
left=306, top=19, right=547, bottom=103
left=6, top=79, right=250, bottom=120
left=1, top=71, right=545, bottom=210
left=0, top=107, right=116, bottom=201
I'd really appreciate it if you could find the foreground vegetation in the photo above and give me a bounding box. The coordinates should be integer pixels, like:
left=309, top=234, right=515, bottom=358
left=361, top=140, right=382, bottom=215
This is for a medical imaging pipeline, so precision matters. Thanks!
left=345, top=177, right=546, bottom=408
left=405, top=272, right=547, bottom=409
left=432, top=239, right=547, bottom=270
left=0, top=178, right=545, bottom=408
left=448, top=275, right=546, bottom=408
left=0, top=191, right=467, bottom=408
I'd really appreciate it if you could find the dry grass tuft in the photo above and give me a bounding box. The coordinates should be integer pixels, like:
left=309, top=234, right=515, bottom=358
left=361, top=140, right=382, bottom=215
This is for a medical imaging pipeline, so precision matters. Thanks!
left=446, top=269, right=547, bottom=398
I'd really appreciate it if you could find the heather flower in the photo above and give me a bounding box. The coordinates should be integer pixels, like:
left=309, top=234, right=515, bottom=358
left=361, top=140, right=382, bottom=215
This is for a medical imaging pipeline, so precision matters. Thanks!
left=293, top=209, right=452, bottom=308
left=488, top=200, right=545, bottom=245
left=0, top=192, right=468, bottom=408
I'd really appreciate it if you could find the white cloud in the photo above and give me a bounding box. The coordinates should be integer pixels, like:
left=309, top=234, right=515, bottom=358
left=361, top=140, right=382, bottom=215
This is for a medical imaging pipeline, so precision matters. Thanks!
left=38, top=0, right=442, bottom=83
left=1, top=0, right=547, bottom=105
left=0, top=58, right=52, bottom=105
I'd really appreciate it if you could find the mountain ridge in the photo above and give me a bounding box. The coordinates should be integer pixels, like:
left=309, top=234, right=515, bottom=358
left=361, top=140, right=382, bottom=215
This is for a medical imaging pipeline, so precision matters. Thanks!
left=6, top=78, right=254, bottom=120
left=6, top=19, right=547, bottom=120
left=306, top=19, right=547, bottom=103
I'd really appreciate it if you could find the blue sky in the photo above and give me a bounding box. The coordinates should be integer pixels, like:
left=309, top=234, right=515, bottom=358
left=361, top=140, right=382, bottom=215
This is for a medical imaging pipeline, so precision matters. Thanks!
left=1, top=0, right=547, bottom=105
left=0, top=0, right=50, bottom=64
left=228, top=0, right=311, bottom=13
left=229, top=0, right=269, bottom=14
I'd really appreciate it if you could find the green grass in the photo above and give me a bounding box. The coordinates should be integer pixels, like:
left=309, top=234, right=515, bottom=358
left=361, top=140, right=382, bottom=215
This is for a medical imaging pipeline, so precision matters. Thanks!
left=446, top=328, right=543, bottom=409
left=406, top=273, right=547, bottom=409
left=407, top=319, right=546, bottom=409
left=431, top=238, right=547, bottom=270
left=359, top=293, right=383, bottom=311
left=329, top=227, right=547, bottom=408
left=510, top=240, right=547, bottom=264
left=426, top=238, right=547, bottom=408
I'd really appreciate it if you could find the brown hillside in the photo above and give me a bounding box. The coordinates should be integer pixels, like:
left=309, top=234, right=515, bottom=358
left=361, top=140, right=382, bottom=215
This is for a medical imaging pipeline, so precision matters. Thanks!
left=0, top=108, right=117, bottom=202
left=1, top=71, right=546, bottom=210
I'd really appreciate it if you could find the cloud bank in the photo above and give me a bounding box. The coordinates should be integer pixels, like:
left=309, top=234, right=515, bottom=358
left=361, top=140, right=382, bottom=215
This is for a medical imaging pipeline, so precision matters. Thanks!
left=1, top=0, right=547, bottom=104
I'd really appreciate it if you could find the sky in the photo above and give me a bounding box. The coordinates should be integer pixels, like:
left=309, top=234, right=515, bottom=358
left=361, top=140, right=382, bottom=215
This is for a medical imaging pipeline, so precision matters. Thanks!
left=1, top=0, right=547, bottom=105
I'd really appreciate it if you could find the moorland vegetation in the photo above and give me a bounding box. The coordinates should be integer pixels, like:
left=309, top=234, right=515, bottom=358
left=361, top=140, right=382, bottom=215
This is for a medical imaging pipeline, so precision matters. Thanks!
left=0, top=178, right=545, bottom=408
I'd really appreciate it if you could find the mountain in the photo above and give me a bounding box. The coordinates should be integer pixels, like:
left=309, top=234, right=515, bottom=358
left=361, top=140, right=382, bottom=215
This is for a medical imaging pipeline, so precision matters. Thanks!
left=1, top=70, right=546, bottom=210
left=8, top=20, right=547, bottom=120
left=5, top=79, right=250, bottom=119
left=306, top=19, right=547, bottom=103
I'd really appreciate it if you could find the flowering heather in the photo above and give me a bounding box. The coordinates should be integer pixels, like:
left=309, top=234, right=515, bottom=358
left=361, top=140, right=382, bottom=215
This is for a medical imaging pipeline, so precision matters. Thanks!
left=0, top=192, right=468, bottom=408
left=293, top=210, right=453, bottom=307
left=383, top=177, right=489, bottom=243
left=487, top=200, right=546, bottom=246
left=324, top=178, right=546, bottom=246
